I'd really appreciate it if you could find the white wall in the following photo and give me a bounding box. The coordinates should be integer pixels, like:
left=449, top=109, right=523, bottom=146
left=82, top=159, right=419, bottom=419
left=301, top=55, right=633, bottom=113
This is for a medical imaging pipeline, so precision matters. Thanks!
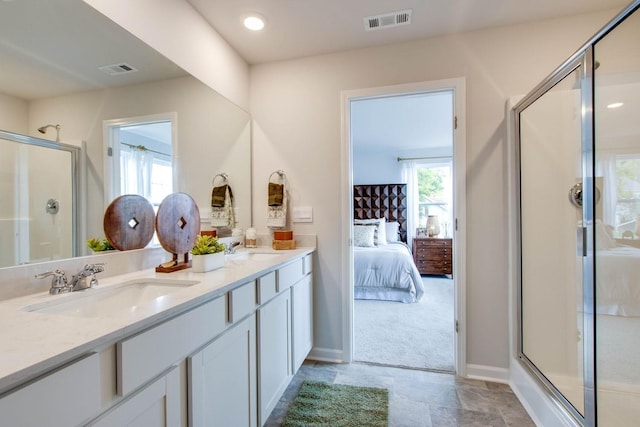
left=353, top=149, right=401, bottom=184
left=84, top=0, right=250, bottom=111
left=29, top=76, right=251, bottom=243
left=0, top=93, right=27, bottom=135
left=249, top=9, right=620, bottom=369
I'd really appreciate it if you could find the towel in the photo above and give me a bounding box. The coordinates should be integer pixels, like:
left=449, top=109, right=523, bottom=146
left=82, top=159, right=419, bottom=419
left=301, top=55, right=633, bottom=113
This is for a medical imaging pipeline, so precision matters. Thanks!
left=211, top=184, right=228, bottom=207
left=211, top=185, right=235, bottom=228
left=268, top=182, right=284, bottom=206
left=267, top=186, right=287, bottom=229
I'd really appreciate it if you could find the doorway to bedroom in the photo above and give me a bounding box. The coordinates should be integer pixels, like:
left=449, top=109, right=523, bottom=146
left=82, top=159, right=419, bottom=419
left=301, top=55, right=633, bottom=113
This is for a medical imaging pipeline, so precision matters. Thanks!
left=344, top=79, right=466, bottom=374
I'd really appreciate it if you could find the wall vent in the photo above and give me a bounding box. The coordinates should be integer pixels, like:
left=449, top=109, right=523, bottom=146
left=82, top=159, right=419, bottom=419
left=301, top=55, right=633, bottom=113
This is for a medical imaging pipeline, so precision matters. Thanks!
left=364, top=9, right=412, bottom=32
left=98, top=63, right=138, bottom=76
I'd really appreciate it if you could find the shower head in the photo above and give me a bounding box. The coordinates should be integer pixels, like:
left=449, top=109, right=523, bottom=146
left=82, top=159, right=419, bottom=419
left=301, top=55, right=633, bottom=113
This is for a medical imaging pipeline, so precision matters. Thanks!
left=37, top=124, right=61, bottom=141
left=37, top=124, right=60, bottom=134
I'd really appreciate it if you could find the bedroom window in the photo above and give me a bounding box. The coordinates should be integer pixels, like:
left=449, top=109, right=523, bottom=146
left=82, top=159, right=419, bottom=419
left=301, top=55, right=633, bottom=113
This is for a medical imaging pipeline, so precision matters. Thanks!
left=417, top=163, right=453, bottom=234
left=609, top=155, right=640, bottom=239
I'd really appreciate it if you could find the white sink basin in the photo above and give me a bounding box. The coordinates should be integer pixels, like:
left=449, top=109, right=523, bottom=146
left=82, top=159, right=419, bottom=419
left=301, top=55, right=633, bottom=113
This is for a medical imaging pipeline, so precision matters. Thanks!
left=225, top=252, right=283, bottom=263
left=22, top=279, right=199, bottom=318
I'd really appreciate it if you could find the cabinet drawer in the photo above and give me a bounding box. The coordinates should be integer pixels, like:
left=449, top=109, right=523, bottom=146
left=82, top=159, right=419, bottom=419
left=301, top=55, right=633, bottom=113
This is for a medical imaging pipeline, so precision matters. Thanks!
left=416, top=260, right=452, bottom=275
left=117, top=295, right=226, bottom=396
left=257, top=271, right=277, bottom=304
left=415, top=238, right=451, bottom=248
left=278, top=258, right=303, bottom=291
left=303, top=254, right=313, bottom=275
left=230, top=280, right=257, bottom=322
left=0, top=353, right=100, bottom=427
left=415, top=248, right=451, bottom=260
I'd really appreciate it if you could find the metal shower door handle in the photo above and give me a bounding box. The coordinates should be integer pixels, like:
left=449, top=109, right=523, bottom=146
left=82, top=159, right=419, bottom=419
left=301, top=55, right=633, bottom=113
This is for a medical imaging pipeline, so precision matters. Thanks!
left=569, top=183, right=583, bottom=208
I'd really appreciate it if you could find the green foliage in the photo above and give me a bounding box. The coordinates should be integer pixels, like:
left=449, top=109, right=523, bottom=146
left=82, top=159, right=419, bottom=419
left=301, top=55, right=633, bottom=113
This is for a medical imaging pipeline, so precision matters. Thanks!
left=190, top=234, right=225, bottom=255
left=87, top=237, right=114, bottom=252
left=418, top=168, right=444, bottom=201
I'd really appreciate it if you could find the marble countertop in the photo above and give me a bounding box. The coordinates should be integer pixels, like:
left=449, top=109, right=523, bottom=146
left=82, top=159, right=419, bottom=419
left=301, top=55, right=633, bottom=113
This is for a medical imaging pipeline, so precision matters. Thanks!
left=0, top=246, right=314, bottom=395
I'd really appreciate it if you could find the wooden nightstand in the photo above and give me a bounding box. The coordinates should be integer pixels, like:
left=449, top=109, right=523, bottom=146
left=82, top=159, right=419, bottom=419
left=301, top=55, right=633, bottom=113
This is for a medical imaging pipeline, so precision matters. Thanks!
left=413, top=237, right=452, bottom=275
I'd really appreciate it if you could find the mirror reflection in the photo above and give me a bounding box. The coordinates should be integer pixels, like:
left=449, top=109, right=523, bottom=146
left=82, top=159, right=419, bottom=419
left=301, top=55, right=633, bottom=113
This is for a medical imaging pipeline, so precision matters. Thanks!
left=0, top=0, right=251, bottom=268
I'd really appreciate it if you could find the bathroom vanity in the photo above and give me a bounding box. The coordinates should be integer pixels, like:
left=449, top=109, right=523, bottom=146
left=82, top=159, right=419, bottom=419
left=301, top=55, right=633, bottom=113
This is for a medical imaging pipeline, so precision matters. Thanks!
left=0, top=247, right=314, bottom=426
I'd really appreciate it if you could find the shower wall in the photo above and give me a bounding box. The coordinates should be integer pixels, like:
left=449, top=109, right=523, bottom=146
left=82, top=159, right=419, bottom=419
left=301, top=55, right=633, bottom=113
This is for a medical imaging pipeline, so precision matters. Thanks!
left=0, top=134, right=75, bottom=267
left=515, top=3, right=640, bottom=425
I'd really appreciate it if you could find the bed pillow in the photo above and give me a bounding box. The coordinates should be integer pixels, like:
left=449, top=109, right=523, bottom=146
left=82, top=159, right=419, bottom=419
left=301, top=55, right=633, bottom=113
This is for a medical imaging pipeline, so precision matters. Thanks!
left=353, top=224, right=377, bottom=247
left=354, top=217, right=386, bottom=245
left=385, top=221, right=400, bottom=243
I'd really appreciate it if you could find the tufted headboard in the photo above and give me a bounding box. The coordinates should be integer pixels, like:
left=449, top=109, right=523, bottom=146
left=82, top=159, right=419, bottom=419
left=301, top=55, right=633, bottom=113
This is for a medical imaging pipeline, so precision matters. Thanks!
left=353, top=184, right=408, bottom=243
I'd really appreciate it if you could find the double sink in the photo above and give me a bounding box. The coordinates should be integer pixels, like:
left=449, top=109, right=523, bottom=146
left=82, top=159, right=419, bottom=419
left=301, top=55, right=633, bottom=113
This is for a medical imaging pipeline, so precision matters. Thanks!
left=21, top=251, right=283, bottom=319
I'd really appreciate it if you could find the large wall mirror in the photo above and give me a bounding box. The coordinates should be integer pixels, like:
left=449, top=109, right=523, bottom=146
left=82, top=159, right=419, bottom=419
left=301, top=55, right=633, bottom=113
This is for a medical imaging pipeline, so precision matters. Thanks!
left=0, top=0, right=251, bottom=268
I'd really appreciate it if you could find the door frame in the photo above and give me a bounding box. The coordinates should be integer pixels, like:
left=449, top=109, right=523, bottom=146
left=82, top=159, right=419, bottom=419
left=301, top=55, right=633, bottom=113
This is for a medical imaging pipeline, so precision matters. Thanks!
left=340, top=78, right=467, bottom=374
left=102, top=112, right=178, bottom=208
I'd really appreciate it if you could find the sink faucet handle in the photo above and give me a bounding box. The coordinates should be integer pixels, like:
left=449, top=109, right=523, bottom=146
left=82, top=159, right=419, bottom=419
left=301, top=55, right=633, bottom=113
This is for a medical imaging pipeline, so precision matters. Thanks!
left=35, top=269, right=69, bottom=294
left=84, top=263, right=105, bottom=274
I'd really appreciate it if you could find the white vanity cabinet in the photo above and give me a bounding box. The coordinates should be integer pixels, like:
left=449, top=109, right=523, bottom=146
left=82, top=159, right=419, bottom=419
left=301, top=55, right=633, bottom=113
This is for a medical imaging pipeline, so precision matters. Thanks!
left=0, top=250, right=314, bottom=427
left=291, top=273, right=313, bottom=372
left=189, top=313, right=257, bottom=427
left=0, top=353, right=101, bottom=427
left=88, top=366, right=182, bottom=427
left=257, top=254, right=313, bottom=425
left=258, top=287, right=292, bottom=424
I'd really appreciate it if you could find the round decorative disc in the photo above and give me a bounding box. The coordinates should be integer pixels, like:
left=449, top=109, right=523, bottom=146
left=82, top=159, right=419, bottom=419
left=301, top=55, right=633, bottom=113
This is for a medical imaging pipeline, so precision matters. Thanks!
left=103, top=195, right=155, bottom=251
left=155, top=193, right=201, bottom=255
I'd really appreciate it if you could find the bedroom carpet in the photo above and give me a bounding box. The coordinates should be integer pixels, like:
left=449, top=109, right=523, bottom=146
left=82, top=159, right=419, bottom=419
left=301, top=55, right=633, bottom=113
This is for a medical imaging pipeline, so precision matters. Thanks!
left=354, top=276, right=454, bottom=372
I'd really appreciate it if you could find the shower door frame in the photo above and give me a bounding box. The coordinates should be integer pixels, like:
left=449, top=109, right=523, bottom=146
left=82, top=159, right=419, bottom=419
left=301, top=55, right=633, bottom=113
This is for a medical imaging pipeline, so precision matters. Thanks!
left=513, top=2, right=640, bottom=425
left=0, top=130, right=83, bottom=264
left=514, top=51, right=594, bottom=426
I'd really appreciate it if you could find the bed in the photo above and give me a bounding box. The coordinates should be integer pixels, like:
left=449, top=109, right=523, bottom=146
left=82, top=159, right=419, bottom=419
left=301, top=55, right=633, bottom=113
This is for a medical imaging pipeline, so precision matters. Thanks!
left=596, top=245, right=640, bottom=317
left=353, top=184, right=424, bottom=303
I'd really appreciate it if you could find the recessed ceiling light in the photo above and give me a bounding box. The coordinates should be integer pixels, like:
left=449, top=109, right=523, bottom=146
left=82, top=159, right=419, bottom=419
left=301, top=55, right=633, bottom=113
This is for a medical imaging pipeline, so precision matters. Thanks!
left=243, top=14, right=265, bottom=31
left=607, top=102, right=624, bottom=109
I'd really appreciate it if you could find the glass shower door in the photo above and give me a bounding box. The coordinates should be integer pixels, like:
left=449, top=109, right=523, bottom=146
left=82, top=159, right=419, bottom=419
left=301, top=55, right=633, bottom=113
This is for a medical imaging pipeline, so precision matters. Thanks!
left=593, top=7, right=640, bottom=426
left=518, top=61, right=586, bottom=420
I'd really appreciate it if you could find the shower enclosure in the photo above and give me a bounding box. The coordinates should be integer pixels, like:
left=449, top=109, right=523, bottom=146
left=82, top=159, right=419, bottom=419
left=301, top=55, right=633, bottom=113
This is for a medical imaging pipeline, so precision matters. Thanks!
left=514, top=1, right=640, bottom=425
left=0, top=130, right=82, bottom=267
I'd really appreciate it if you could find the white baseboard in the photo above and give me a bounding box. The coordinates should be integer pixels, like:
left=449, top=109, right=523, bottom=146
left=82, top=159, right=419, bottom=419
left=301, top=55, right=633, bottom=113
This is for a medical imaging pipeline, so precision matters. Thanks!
left=465, top=364, right=510, bottom=383
left=307, top=347, right=344, bottom=363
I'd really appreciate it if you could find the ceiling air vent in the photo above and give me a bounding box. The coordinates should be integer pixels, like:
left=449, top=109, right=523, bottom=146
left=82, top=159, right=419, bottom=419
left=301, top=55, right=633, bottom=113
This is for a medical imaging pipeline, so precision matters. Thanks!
left=364, top=9, right=412, bottom=32
left=98, top=63, right=138, bottom=76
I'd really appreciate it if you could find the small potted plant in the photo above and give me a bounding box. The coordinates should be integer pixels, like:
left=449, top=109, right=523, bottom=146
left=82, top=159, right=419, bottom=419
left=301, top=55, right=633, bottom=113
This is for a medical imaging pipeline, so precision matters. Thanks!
left=87, top=237, right=115, bottom=253
left=190, top=234, right=226, bottom=273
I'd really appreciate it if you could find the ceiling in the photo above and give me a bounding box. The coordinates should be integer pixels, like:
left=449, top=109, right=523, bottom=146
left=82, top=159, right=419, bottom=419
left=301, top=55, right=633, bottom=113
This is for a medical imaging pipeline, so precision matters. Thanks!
left=187, top=0, right=628, bottom=153
left=1, top=0, right=631, bottom=151
left=0, top=0, right=186, bottom=100
left=351, top=91, right=453, bottom=152
left=187, top=0, right=630, bottom=65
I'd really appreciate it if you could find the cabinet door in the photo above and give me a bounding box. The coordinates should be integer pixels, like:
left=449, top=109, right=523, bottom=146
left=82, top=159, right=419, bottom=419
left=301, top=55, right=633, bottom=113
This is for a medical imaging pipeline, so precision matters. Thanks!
left=291, top=274, right=313, bottom=373
left=89, top=366, right=182, bottom=427
left=189, top=314, right=257, bottom=427
left=0, top=353, right=100, bottom=427
left=258, top=290, right=291, bottom=425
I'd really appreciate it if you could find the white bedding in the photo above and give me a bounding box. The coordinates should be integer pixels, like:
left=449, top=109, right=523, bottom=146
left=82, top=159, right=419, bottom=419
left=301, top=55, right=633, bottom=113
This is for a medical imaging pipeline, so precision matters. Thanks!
left=354, top=242, right=424, bottom=303
left=597, top=245, right=640, bottom=316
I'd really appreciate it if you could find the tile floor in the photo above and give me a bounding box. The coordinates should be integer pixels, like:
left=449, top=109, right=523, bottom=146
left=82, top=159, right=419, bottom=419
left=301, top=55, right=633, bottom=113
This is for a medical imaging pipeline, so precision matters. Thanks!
left=264, top=361, right=536, bottom=427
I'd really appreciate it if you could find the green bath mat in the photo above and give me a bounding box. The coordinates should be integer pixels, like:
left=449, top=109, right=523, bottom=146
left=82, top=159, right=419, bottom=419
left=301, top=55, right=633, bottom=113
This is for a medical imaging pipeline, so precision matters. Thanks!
left=284, top=380, right=388, bottom=426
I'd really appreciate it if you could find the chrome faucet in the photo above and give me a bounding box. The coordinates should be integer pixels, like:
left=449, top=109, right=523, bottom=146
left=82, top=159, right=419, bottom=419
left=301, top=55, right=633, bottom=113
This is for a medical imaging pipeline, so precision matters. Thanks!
left=37, top=263, right=104, bottom=294
left=35, top=269, right=69, bottom=295
left=225, top=241, right=241, bottom=255
left=69, top=264, right=104, bottom=292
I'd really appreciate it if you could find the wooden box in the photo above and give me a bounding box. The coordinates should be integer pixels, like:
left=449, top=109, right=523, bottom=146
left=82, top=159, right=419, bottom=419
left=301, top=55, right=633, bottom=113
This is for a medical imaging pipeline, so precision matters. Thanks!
left=272, top=239, right=296, bottom=250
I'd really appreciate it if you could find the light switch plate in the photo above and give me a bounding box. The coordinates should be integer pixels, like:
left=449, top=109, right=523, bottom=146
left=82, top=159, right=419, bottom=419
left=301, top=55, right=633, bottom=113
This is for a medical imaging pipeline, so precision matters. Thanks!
left=292, top=206, right=313, bottom=223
